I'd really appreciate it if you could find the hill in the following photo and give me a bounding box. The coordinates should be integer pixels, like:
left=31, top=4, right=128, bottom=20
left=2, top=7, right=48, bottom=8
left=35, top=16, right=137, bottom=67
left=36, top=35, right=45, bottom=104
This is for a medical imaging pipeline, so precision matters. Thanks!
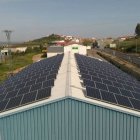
left=24, top=34, right=64, bottom=46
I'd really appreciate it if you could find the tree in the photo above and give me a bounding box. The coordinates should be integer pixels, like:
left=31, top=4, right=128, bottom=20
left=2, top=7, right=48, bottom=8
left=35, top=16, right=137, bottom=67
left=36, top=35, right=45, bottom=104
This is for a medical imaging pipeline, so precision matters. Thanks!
left=92, top=41, right=98, bottom=48
left=135, top=23, right=140, bottom=37
left=82, top=39, right=93, bottom=46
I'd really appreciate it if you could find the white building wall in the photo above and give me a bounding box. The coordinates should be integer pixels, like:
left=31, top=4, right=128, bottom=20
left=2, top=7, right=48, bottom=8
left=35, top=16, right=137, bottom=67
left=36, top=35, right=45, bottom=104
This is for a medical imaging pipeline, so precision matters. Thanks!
left=64, top=44, right=87, bottom=55
left=47, top=53, right=62, bottom=58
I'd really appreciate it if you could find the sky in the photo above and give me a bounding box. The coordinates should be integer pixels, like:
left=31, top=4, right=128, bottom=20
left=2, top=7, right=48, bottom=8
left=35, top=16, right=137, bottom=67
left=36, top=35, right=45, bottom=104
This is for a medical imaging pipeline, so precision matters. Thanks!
left=0, top=0, right=140, bottom=42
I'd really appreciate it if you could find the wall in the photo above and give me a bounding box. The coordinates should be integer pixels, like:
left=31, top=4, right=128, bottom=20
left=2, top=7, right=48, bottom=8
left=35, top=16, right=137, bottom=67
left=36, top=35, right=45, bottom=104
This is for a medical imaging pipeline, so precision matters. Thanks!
left=47, top=53, right=62, bottom=58
left=0, top=98, right=140, bottom=140
left=64, top=44, right=87, bottom=55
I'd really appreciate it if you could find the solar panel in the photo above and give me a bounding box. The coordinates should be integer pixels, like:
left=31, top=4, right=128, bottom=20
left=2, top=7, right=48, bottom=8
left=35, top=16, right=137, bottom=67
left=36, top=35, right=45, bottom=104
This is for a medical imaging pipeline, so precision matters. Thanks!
left=119, top=89, right=133, bottom=98
left=5, top=86, right=14, bottom=93
left=21, top=91, right=37, bottom=105
left=130, top=98, right=140, bottom=110
left=25, top=80, right=36, bottom=86
left=98, top=74, right=107, bottom=79
left=0, top=54, right=64, bottom=113
left=133, top=87, right=140, bottom=93
left=37, top=87, right=51, bottom=100
left=95, top=82, right=108, bottom=91
left=0, top=94, right=5, bottom=101
left=83, top=79, right=95, bottom=87
left=6, top=96, right=23, bottom=110
left=92, top=76, right=102, bottom=83
left=132, top=92, right=140, bottom=100
left=36, top=77, right=46, bottom=83
left=100, top=90, right=117, bottom=104
left=107, top=85, right=121, bottom=95
left=112, top=82, right=123, bottom=88
left=75, top=53, right=140, bottom=112
left=115, top=94, right=132, bottom=108
left=43, top=80, right=54, bottom=88
left=81, top=74, right=91, bottom=80
left=0, top=100, right=9, bottom=111
left=15, top=83, right=26, bottom=89
left=86, top=86, right=101, bottom=99
left=47, top=74, right=57, bottom=80
left=18, top=86, right=30, bottom=95
left=123, top=85, right=134, bottom=91
left=5, top=90, right=19, bottom=99
left=102, top=79, right=113, bottom=86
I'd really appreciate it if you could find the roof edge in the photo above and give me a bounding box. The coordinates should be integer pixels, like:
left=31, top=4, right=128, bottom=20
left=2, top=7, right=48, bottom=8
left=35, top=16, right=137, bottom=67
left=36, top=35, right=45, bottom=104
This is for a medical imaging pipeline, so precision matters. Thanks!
left=1, top=96, right=140, bottom=119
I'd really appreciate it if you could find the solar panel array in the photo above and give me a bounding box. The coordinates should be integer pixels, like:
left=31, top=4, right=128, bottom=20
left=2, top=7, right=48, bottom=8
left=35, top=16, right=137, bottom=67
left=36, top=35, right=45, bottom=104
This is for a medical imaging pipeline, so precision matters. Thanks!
left=0, top=54, right=64, bottom=113
left=75, top=53, right=140, bottom=111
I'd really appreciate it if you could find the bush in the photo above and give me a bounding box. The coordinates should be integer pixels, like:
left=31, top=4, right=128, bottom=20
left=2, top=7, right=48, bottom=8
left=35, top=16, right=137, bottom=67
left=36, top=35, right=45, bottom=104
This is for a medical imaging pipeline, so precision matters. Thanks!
left=124, top=45, right=136, bottom=52
left=41, top=53, right=47, bottom=58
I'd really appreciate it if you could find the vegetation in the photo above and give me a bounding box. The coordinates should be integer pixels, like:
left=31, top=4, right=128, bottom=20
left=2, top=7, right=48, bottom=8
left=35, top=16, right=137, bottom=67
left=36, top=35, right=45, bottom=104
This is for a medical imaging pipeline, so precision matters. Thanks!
left=0, top=34, right=63, bottom=83
left=82, top=39, right=93, bottom=46
left=135, top=23, right=140, bottom=36
left=116, top=37, right=140, bottom=53
left=0, top=52, right=37, bottom=83
left=92, top=41, right=98, bottom=48
left=23, top=34, right=64, bottom=47
left=0, top=44, right=44, bottom=83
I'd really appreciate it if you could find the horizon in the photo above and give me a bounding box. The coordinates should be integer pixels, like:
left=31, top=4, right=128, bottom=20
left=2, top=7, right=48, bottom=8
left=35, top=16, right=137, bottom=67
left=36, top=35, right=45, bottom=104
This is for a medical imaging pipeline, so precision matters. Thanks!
left=0, top=0, right=140, bottom=42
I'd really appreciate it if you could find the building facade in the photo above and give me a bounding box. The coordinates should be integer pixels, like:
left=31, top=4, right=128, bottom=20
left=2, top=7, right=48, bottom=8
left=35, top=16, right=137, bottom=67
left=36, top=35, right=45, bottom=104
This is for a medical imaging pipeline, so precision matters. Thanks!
left=0, top=98, right=140, bottom=140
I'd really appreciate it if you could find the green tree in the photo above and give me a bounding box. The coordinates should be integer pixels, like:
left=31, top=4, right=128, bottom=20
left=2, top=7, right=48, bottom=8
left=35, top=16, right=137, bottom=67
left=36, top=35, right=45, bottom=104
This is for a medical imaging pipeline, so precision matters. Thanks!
left=92, top=41, right=98, bottom=48
left=135, top=23, right=140, bottom=36
left=82, top=39, right=93, bottom=46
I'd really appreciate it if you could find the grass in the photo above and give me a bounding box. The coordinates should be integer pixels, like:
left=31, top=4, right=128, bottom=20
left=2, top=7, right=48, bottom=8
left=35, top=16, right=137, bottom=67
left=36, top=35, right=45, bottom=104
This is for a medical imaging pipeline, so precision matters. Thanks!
left=0, top=53, right=37, bottom=83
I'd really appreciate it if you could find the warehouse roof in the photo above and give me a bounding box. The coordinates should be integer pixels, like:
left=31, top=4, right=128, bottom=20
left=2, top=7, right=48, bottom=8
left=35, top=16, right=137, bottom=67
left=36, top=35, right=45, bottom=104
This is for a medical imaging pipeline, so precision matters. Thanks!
left=0, top=52, right=140, bottom=118
left=47, top=46, right=64, bottom=53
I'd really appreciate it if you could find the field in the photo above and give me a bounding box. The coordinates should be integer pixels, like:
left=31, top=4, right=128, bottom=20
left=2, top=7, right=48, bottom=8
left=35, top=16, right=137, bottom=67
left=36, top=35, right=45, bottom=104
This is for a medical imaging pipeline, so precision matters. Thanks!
left=0, top=53, right=37, bottom=83
left=117, top=37, right=140, bottom=53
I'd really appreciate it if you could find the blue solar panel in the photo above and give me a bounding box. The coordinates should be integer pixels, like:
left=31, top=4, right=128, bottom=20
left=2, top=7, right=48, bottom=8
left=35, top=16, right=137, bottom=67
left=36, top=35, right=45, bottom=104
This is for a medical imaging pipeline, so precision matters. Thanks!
left=86, top=86, right=101, bottom=99
left=0, top=54, right=64, bottom=113
left=75, top=53, right=140, bottom=111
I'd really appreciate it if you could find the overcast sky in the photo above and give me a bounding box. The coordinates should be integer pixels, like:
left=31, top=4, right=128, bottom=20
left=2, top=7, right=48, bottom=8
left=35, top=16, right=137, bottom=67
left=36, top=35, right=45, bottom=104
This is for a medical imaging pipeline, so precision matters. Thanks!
left=0, top=0, right=140, bottom=42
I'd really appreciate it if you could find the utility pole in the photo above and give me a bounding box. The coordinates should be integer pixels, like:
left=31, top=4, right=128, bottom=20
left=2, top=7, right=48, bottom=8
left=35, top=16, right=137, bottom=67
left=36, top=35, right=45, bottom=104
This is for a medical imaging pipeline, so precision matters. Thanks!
left=3, top=30, right=13, bottom=76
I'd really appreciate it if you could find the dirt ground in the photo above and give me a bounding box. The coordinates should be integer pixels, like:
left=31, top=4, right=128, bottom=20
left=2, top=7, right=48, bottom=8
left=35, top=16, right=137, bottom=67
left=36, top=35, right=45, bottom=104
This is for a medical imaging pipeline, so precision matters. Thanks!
left=32, top=54, right=43, bottom=63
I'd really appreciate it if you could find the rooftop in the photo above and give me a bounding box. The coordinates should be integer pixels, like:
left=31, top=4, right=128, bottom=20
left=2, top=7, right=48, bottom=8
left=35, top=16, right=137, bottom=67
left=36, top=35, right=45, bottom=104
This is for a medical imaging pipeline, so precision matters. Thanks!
left=0, top=52, right=140, bottom=118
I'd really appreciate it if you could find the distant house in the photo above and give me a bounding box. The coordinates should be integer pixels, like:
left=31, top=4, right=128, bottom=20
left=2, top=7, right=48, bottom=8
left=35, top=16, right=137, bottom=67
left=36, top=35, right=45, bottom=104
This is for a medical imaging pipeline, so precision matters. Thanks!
left=64, top=44, right=87, bottom=55
left=10, top=47, right=27, bottom=53
left=109, top=43, right=117, bottom=49
left=52, top=40, right=66, bottom=46
left=118, top=35, right=134, bottom=42
left=1, top=47, right=27, bottom=54
left=0, top=49, right=9, bottom=56
left=0, top=49, right=10, bottom=63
